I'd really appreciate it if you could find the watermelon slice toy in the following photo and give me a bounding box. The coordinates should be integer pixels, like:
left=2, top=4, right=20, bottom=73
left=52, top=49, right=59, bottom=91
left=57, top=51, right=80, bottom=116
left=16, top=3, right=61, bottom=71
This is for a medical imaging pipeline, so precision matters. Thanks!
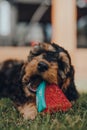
left=36, top=81, right=72, bottom=113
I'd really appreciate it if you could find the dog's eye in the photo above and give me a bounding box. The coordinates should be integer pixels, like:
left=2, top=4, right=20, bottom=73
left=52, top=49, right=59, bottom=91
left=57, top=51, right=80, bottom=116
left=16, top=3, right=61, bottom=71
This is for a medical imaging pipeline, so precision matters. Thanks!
left=31, top=50, right=43, bottom=56
left=43, top=52, right=58, bottom=62
left=28, top=50, right=43, bottom=61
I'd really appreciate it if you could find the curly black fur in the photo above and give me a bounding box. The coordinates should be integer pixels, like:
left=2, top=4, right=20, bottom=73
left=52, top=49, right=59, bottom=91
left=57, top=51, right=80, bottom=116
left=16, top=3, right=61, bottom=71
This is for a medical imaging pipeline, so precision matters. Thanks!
left=0, top=43, right=79, bottom=108
left=0, top=59, right=28, bottom=105
left=27, top=42, right=79, bottom=101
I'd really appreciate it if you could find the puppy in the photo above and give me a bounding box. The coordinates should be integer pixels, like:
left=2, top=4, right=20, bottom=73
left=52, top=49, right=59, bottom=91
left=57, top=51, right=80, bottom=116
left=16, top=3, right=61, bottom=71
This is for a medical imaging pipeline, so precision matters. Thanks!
left=0, top=43, right=79, bottom=119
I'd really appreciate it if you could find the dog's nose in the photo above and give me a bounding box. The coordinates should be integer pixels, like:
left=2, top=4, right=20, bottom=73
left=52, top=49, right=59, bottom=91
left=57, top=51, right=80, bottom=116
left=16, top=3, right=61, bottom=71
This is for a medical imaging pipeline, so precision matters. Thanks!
left=38, top=61, right=49, bottom=72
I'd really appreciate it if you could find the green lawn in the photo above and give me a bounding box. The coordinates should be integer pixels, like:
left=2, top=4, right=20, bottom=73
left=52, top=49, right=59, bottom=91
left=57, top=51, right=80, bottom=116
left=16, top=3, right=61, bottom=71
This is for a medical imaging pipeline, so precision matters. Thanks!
left=0, top=94, right=87, bottom=130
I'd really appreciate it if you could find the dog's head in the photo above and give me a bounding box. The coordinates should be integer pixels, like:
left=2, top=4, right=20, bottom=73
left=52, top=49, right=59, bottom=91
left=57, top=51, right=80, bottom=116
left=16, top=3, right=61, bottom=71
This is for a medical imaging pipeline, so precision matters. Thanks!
left=21, top=43, right=78, bottom=101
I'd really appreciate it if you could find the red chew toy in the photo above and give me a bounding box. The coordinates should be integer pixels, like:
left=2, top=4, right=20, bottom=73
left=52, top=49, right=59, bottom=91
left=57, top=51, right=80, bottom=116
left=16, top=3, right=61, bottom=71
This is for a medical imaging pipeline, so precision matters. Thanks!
left=44, top=84, right=72, bottom=113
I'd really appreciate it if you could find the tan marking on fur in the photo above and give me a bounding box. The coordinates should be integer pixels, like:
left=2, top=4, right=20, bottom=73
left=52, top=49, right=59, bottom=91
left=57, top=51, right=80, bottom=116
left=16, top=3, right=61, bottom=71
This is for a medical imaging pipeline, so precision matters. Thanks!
left=23, top=56, right=58, bottom=85
left=42, top=62, right=58, bottom=84
left=23, top=86, right=35, bottom=97
left=59, top=52, right=70, bottom=73
left=62, top=78, right=70, bottom=91
left=22, top=57, right=50, bottom=83
left=18, top=103, right=37, bottom=120
left=40, top=42, right=55, bottom=51
left=22, top=60, right=38, bottom=83
left=59, top=71, right=66, bottom=79
left=30, top=43, right=55, bottom=56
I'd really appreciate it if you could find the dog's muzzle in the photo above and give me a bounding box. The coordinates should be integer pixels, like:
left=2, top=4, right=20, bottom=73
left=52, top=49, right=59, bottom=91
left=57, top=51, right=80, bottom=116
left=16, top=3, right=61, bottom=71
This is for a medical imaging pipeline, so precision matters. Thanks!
left=37, top=61, right=49, bottom=72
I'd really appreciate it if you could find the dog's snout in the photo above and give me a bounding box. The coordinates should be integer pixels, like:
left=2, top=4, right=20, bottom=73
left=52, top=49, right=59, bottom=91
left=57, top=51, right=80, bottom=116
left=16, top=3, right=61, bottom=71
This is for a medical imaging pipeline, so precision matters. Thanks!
left=38, top=61, right=49, bottom=72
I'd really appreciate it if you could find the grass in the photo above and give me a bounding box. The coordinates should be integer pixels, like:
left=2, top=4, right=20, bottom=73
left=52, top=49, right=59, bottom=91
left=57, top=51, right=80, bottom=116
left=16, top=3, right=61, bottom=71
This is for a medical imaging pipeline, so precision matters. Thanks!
left=0, top=94, right=87, bottom=130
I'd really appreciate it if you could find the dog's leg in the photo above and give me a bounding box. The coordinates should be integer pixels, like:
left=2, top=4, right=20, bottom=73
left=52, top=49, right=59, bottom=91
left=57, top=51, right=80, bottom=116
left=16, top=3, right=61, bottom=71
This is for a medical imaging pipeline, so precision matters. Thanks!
left=17, top=103, right=37, bottom=120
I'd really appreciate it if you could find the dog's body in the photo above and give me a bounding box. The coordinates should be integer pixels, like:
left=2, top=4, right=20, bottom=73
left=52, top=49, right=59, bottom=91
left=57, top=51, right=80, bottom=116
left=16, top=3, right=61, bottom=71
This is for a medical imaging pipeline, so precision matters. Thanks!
left=0, top=43, right=79, bottom=119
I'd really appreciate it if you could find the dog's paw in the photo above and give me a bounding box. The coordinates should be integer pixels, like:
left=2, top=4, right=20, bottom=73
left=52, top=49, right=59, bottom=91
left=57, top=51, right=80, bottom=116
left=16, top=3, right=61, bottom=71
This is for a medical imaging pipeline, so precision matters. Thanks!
left=18, top=103, right=37, bottom=120
left=22, top=108, right=37, bottom=120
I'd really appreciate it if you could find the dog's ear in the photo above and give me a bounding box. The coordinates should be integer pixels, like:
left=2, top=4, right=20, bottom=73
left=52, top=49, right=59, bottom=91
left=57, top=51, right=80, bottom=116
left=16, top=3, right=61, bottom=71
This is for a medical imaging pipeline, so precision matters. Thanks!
left=52, top=43, right=79, bottom=101
left=67, top=66, right=79, bottom=101
left=64, top=80, right=79, bottom=101
left=58, top=51, right=71, bottom=80
left=51, top=43, right=71, bottom=79
left=61, top=65, right=79, bottom=101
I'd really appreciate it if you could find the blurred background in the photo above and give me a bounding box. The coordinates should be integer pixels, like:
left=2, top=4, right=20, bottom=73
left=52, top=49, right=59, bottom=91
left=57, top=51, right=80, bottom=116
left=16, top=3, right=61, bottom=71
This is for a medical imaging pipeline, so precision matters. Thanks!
left=0, top=0, right=87, bottom=92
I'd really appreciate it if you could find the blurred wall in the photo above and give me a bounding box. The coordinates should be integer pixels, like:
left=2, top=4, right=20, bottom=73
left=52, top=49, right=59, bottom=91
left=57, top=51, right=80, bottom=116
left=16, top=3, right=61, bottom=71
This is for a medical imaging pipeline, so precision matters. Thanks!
left=0, top=0, right=87, bottom=92
left=52, top=0, right=87, bottom=92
